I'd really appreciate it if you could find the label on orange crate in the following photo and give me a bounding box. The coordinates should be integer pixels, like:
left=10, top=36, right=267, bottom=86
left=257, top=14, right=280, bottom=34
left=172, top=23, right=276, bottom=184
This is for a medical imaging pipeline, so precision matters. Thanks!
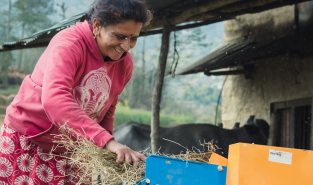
left=268, top=149, right=292, bottom=165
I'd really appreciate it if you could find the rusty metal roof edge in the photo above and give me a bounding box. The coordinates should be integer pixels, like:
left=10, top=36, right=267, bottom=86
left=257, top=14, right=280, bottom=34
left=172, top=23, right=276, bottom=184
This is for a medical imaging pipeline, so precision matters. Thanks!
left=175, top=39, right=254, bottom=75
left=0, top=12, right=87, bottom=50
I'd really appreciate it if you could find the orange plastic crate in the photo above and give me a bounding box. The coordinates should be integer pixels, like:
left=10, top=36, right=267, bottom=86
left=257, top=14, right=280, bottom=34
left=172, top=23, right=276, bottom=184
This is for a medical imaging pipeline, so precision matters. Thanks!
left=226, top=143, right=313, bottom=185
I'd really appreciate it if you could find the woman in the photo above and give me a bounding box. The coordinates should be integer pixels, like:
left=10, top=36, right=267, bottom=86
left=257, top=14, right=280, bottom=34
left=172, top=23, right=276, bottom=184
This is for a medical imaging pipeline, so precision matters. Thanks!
left=0, top=0, right=152, bottom=184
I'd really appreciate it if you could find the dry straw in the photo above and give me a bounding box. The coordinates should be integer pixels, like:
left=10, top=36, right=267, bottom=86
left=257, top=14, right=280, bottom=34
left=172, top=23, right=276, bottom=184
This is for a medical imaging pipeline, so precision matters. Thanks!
left=161, top=138, right=216, bottom=163
left=52, top=125, right=145, bottom=185
left=52, top=125, right=216, bottom=185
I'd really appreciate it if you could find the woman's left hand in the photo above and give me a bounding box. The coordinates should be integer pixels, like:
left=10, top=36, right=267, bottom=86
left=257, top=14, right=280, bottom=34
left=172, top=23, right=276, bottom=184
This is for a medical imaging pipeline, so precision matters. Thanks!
left=105, top=139, right=146, bottom=165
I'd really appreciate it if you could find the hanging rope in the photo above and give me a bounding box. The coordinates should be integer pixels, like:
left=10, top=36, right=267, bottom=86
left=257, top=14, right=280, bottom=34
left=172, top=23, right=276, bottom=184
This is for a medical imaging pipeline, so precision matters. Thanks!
left=170, top=31, right=180, bottom=77
left=142, top=37, right=146, bottom=70
left=214, top=75, right=228, bottom=126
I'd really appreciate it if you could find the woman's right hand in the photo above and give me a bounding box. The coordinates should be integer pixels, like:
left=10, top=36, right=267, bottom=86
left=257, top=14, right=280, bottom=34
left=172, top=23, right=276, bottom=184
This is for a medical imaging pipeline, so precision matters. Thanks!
left=105, top=139, right=146, bottom=165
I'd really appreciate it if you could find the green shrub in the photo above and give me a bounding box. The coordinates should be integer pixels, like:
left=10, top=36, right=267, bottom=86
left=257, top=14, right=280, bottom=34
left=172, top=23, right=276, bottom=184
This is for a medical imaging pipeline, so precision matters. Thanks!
left=0, top=85, right=19, bottom=96
left=114, top=104, right=195, bottom=127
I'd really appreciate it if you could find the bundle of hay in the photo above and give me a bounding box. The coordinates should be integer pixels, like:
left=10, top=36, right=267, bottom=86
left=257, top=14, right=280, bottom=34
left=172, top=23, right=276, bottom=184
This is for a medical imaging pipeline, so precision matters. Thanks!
left=52, top=125, right=216, bottom=185
left=53, top=125, right=145, bottom=185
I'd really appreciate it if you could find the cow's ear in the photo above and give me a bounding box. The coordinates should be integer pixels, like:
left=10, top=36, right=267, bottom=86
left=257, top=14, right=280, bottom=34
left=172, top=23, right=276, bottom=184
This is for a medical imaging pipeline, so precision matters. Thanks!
left=246, top=115, right=255, bottom=125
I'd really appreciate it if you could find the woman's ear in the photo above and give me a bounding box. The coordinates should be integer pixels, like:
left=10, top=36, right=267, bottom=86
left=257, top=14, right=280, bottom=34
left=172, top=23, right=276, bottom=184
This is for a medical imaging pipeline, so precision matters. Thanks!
left=92, top=18, right=101, bottom=37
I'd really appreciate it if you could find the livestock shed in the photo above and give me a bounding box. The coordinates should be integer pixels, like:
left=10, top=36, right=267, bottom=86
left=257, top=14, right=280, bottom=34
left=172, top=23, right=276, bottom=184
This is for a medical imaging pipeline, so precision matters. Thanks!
left=178, top=1, right=313, bottom=150
left=1, top=0, right=312, bottom=152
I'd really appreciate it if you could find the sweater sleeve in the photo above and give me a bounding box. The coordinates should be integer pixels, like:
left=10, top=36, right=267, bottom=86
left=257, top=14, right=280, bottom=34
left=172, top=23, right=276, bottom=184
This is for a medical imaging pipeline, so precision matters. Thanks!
left=41, top=42, right=113, bottom=148
left=100, top=96, right=118, bottom=134
left=99, top=53, right=134, bottom=133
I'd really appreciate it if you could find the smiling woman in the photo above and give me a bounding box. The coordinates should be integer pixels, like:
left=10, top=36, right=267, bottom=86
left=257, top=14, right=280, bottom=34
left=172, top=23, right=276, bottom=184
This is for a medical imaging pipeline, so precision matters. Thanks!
left=0, top=0, right=152, bottom=184
left=87, top=0, right=152, bottom=60
left=92, top=20, right=143, bottom=60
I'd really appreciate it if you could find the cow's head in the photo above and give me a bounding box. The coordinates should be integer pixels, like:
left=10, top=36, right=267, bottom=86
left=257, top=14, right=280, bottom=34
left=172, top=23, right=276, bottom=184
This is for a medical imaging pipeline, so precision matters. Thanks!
left=244, top=115, right=270, bottom=144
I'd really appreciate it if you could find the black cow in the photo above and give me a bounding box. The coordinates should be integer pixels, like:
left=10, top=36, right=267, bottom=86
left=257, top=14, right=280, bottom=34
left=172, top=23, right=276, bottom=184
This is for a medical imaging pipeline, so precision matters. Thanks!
left=113, top=117, right=269, bottom=157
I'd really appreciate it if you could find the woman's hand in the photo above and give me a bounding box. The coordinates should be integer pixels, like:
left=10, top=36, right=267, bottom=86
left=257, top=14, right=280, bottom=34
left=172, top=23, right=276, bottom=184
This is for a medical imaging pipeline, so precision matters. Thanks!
left=105, top=140, right=146, bottom=165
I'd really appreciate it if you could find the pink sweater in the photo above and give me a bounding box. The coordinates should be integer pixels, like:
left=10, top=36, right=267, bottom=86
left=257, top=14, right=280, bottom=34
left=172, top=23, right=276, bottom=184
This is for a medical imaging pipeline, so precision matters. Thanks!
left=4, top=21, right=133, bottom=151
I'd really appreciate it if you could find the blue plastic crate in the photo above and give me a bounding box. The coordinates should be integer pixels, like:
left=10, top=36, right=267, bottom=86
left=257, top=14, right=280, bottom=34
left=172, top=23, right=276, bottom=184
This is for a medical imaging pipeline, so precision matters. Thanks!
left=139, top=155, right=227, bottom=185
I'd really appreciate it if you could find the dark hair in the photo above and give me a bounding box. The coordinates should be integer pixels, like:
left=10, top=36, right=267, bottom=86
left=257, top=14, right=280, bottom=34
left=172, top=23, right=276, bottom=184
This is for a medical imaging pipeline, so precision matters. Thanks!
left=87, top=0, right=152, bottom=27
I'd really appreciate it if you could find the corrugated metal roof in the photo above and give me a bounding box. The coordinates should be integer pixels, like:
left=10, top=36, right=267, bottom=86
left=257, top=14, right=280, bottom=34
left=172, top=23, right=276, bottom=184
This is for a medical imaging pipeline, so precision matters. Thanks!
left=176, top=27, right=313, bottom=75
left=0, top=12, right=87, bottom=51
left=176, top=40, right=255, bottom=75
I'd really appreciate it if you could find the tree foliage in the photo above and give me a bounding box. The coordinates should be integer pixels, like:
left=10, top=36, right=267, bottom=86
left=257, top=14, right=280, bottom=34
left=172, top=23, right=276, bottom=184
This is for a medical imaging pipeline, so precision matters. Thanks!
left=14, top=0, right=54, bottom=35
left=0, top=0, right=55, bottom=87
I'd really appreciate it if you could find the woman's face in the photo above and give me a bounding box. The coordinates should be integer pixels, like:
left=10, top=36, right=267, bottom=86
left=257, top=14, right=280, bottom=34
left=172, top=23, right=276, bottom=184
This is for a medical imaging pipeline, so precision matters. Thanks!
left=92, top=19, right=143, bottom=60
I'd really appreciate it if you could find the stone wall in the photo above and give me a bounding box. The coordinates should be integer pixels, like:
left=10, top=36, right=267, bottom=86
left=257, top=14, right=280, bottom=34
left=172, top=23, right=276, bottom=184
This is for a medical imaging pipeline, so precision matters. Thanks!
left=221, top=2, right=313, bottom=128
left=222, top=56, right=313, bottom=128
left=224, top=5, right=295, bottom=43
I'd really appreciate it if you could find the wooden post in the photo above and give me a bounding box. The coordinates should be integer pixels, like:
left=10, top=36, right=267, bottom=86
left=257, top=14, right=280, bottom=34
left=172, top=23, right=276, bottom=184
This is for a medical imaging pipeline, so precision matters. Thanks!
left=150, top=27, right=170, bottom=153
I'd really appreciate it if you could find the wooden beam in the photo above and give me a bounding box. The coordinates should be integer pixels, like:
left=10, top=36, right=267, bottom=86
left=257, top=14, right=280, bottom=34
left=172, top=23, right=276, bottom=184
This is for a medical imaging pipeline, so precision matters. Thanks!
left=169, top=0, right=239, bottom=25
left=141, top=19, right=222, bottom=36
left=310, top=98, right=313, bottom=149
left=217, top=0, right=310, bottom=15
left=219, top=0, right=281, bottom=13
left=148, top=0, right=240, bottom=29
left=148, top=0, right=311, bottom=30
left=150, top=27, right=170, bottom=153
